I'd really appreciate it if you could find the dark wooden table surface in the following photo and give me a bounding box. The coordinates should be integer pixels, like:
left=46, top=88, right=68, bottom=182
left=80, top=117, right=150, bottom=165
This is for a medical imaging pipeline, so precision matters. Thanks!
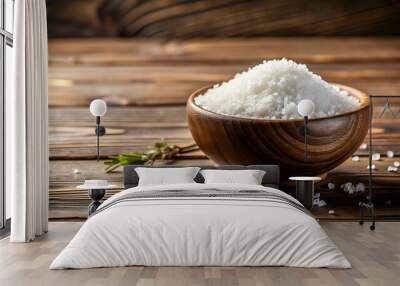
left=48, top=37, right=400, bottom=220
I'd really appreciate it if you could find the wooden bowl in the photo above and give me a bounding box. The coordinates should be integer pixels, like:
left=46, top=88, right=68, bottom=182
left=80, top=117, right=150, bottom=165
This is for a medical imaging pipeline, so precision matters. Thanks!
left=187, top=84, right=370, bottom=178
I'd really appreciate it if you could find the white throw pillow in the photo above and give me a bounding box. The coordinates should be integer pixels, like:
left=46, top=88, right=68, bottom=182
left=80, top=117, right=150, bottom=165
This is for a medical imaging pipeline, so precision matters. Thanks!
left=200, top=169, right=266, bottom=185
left=135, top=167, right=200, bottom=186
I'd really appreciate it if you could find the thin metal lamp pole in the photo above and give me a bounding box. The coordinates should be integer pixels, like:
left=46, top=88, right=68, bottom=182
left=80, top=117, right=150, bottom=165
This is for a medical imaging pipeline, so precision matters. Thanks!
left=96, top=116, right=100, bottom=161
left=90, top=99, right=107, bottom=162
left=304, top=116, right=308, bottom=162
left=359, top=95, right=375, bottom=231
left=368, top=98, right=375, bottom=230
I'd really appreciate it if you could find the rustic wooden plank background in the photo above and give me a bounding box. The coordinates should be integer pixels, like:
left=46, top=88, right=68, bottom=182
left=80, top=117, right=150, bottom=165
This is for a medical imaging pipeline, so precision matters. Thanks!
left=46, top=0, right=400, bottom=38
left=48, top=37, right=400, bottom=220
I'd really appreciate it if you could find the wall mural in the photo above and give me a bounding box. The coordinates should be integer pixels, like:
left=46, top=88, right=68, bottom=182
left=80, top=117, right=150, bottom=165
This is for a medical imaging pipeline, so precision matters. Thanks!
left=47, top=0, right=400, bottom=221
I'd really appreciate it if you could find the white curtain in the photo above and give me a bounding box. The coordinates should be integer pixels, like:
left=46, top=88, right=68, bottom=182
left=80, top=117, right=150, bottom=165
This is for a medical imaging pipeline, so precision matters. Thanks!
left=8, top=0, right=49, bottom=242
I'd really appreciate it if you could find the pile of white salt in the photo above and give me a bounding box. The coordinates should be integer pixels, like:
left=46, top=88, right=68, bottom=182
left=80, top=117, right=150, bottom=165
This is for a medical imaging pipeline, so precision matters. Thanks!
left=195, top=59, right=360, bottom=119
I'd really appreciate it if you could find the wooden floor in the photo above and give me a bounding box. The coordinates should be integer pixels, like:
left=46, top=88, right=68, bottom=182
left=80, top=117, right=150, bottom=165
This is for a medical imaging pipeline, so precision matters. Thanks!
left=48, top=38, right=400, bottom=218
left=1, top=222, right=399, bottom=286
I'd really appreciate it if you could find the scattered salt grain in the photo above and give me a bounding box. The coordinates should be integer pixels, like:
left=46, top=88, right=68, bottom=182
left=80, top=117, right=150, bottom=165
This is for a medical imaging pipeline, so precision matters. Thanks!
left=352, top=156, right=360, bottom=162
left=387, top=150, right=395, bottom=158
left=328, top=210, right=335, bottom=215
left=394, top=161, right=400, bottom=167
left=355, top=183, right=365, bottom=193
left=73, top=169, right=81, bottom=174
left=195, top=58, right=360, bottom=119
left=328, top=182, right=335, bottom=190
left=360, top=143, right=367, bottom=150
left=342, top=182, right=355, bottom=194
left=372, top=153, right=380, bottom=161
left=367, top=164, right=376, bottom=170
left=388, top=166, right=398, bottom=172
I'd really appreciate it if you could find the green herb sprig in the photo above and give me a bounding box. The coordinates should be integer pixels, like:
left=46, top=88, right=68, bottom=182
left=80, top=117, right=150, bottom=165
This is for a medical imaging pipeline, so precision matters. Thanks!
left=104, top=141, right=199, bottom=173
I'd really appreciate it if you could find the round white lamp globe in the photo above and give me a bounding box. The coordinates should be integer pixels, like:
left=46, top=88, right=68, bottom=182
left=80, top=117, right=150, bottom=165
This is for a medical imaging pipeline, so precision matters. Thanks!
left=297, top=99, right=315, bottom=117
left=90, top=99, right=107, bottom=117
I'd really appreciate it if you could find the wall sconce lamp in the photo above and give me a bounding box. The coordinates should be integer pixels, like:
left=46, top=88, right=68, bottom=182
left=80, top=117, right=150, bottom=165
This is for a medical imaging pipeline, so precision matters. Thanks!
left=297, top=99, right=315, bottom=162
left=89, top=99, right=107, bottom=161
